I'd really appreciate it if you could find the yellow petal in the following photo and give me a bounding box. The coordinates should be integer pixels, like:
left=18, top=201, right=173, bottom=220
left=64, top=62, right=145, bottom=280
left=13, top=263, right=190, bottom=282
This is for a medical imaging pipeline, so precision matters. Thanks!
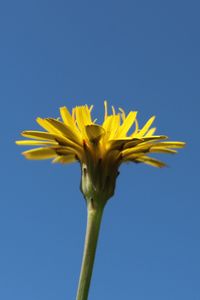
left=36, top=117, right=58, bottom=134
left=145, top=127, right=156, bottom=136
left=21, top=131, right=58, bottom=141
left=135, top=156, right=166, bottom=168
left=123, top=139, right=144, bottom=149
left=122, top=152, right=146, bottom=161
left=45, top=118, right=82, bottom=144
left=21, top=131, right=82, bottom=152
left=16, top=140, right=58, bottom=146
left=122, top=144, right=150, bottom=157
left=149, top=147, right=177, bottom=154
left=142, top=135, right=167, bottom=142
left=123, top=138, right=167, bottom=153
left=55, top=147, right=75, bottom=155
left=122, top=138, right=173, bottom=156
left=153, top=141, right=186, bottom=148
left=60, top=106, right=75, bottom=128
left=75, top=106, right=93, bottom=135
left=130, top=117, right=139, bottom=137
left=102, top=115, right=120, bottom=140
left=85, top=125, right=105, bottom=143
left=52, top=154, right=77, bottom=164
left=137, top=116, right=155, bottom=137
left=116, top=111, right=137, bottom=138
left=22, top=148, right=57, bottom=160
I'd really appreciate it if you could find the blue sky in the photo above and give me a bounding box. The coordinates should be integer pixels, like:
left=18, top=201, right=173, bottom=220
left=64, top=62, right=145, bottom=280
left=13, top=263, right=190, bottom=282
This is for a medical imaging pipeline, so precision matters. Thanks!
left=0, top=1, right=199, bottom=299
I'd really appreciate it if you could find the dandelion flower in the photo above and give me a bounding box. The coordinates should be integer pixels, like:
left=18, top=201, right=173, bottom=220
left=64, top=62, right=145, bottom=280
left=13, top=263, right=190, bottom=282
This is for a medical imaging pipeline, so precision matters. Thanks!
left=16, top=102, right=185, bottom=300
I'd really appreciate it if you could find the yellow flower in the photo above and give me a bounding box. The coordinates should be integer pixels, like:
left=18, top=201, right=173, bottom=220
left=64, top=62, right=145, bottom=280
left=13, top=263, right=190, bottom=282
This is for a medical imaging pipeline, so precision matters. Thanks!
left=16, top=101, right=186, bottom=300
left=16, top=101, right=185, bottom=202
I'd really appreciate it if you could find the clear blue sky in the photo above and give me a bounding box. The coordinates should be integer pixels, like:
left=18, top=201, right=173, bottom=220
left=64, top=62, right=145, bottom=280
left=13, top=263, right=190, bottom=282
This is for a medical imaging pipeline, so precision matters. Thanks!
left=0, top=1, right=199, bottom=299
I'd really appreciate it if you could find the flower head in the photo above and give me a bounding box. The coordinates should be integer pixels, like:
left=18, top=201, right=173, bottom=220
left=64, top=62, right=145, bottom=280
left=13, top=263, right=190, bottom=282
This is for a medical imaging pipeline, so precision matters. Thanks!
left=16, top=102, right=185, bottom=203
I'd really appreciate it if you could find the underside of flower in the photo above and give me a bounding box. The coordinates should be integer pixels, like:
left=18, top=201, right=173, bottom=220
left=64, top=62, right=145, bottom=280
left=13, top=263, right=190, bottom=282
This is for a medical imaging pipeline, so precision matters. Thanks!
left=16, top=101, right=185, bottom=202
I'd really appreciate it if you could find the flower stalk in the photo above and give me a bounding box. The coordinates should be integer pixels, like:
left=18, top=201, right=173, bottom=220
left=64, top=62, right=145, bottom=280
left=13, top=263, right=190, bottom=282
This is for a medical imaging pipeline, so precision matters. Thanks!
left=76, top=198, right=104, bottom=300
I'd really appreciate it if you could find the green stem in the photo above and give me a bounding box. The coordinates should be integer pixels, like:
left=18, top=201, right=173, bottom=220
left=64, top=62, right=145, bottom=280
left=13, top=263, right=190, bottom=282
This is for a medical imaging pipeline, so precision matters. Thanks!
left=76, top=201, right=104, bottom=300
